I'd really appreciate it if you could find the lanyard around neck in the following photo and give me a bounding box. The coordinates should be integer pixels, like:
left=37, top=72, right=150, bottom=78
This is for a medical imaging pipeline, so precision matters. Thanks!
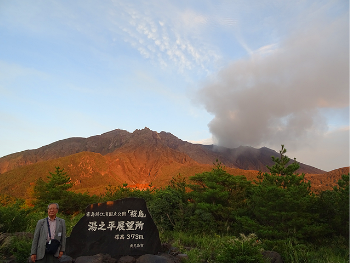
left=46, top=217, right=53, bottom=240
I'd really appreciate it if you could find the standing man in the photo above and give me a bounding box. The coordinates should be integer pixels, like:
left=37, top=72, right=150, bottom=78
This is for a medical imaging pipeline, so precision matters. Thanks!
left=31, top=203, right=66, bottom=262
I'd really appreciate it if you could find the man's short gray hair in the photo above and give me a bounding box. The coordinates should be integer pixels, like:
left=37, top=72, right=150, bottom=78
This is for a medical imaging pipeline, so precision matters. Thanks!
left=48, top=203, right=59, bottom=210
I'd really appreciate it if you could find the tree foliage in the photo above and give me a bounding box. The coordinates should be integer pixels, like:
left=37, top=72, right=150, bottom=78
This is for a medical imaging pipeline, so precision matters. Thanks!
left=0, top=200, right=30, bottom=233
left=237, top=145, right=328, bottom=240
left=32, top=167, right=95, bottom=214
left=1, top=145, right=347, bottom=250
left=317, top=173, right=349, bottom=237
left=188, top=161, right=252, bottom=233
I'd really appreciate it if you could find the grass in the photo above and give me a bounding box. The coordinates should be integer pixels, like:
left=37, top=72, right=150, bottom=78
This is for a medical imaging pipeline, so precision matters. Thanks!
left=159, top=231, right=349, bottom=263
left=159, top=231, right=226, bottom=263
left=273, top=238, right=349, bottom=263
left=1, top=226, right=348, bottom=263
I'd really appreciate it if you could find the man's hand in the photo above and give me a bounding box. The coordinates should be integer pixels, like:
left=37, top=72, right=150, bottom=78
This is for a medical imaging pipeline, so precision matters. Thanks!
left=58, top=251, right=64, bottom=259
left=31, top=254, right=36, bottom=262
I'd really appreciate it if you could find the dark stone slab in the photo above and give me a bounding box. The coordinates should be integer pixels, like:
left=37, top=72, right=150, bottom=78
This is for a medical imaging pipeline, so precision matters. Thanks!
left=66, top=198, right=161, bottom=258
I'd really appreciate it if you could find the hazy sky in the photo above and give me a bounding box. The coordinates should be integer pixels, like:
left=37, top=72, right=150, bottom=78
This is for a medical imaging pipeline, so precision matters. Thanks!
left=0, top=0, right=348, bottom=171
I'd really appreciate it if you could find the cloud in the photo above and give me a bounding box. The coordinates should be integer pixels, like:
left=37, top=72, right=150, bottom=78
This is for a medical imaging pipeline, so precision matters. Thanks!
left=289, top=126, right=349, bottom=171
left=196, top=11, right=349, bottom=170
left=179, top=9, right=208, bottom=29
left=254, top=43, right=279, bottom=57
left=108, top=1, right=221, bottom=74
left=188, top=137, right=213, bottom=145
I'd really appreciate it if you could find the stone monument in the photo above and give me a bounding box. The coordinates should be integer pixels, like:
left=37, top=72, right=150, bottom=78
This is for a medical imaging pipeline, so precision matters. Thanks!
left=66, top=198, right=161, bottom=258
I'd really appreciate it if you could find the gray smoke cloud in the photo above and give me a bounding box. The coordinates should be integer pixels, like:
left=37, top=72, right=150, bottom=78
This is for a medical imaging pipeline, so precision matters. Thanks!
left=196, top=14, right=349, bottom=158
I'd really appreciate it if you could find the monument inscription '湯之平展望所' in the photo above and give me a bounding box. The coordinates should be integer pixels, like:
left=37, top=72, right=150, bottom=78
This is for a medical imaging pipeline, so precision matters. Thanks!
left=65, top=198, right=161, bottom=258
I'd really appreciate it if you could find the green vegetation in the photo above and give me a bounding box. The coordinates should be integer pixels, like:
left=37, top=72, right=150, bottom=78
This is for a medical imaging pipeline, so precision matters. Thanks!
left=159, top=231, right=348, bottom=263
left=0, top=235, right=32, bottom=263
left=0, top=201, right=30, bottom=233
left=0, top=146, right=348, bottom=263
left=33, top=166, right=97, bottom=215
left=188, top=161, right=252, bottom=234
left=318, top=173, right=349, bottom=238
left=236, top=145, right=328, bottom=241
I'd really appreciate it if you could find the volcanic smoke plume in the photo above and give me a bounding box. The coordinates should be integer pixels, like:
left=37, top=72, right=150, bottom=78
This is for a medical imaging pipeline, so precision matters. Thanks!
left=196, top=14, right=348, bottom=157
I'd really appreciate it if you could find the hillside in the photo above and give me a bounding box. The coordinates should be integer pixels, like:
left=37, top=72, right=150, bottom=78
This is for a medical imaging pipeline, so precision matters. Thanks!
left=0, top=127, right=324, bottom=174
left=0, top=151, right=262, bottom=199
left=0, top=127, right=347, bottom=199
left=304, top=167, right=350, bottom=193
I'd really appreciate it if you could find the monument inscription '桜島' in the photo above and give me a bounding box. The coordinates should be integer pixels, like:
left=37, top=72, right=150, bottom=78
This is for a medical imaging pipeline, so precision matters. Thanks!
left=66, top=198, right=161, bottom=258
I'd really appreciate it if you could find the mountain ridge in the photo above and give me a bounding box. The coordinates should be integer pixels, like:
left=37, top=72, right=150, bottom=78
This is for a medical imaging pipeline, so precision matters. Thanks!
left=0, top=127, right=325, bottom=175
left=0, top=127, right=347, bottom=199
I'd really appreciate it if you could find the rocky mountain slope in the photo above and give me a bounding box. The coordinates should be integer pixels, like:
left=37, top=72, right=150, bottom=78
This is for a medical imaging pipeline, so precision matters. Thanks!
left=1, top=127, right=344, bottom=199
left=0, top=151, right=260, bottom=199
left=304, top=167, right=349, bottom=193
left=0, top=127, right=324, bottom=175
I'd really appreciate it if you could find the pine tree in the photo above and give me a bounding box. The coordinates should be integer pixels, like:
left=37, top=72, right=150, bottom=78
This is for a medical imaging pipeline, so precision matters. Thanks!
left=33, top=167, right=94, bottom=214
left=318, top=173, right=349, bottom=238
left=188, top=160, right=252, bottom=233
left=237, top=145, right=328, bottom=240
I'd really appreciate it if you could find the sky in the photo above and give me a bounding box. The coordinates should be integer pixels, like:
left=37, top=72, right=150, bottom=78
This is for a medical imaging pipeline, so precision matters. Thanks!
left=0, top=0, right=348, bottom=172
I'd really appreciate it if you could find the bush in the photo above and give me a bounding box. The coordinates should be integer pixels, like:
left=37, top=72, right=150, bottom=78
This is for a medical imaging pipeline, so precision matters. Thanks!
left=9, top=236, right=32, bottom=263
left=0, top=194, right=17, bottom=206
left=159, top=231, right=228, bottom=263
left=100, top=183, right=134, bottom=202
left=24, top=211, right=47, bottom=233
left=262, top=237, right=349, bottom=263
left=0, top=235, right=32, bottom=263
left=148, top=188, right=186, bottom=231
left=317, top=173, right=349, bottom=238
left=159, top=231, right=268, bottom=263
left=61, top=213, right=84, bottom=236
left=216, top=233, right=268, bottom=263
left=0, top=201, right=30, bottom=233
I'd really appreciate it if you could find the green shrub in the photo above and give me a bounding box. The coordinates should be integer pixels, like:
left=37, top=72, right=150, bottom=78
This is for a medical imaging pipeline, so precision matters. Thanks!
left=317, top=173, right=349, bottom=238
left=0, top=194, right=17, bottom=206
left=62, top=213, right=84, bottom=236
left=262, top=237, right=349, bottom=263
left=24, top=211, right=47, bottom=233
left=159, top=231, right=269, bottom=263
left=148, top=188, right=187, bottom=231
left=0, top=202, right=30, bottom=233
left=0, top=235, right=32, bottom=263
left=9, top=236, right=32, bottom=263
left=159, top=231, right=227, bottom=263
left=216, top=233, right=268, bottom=263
